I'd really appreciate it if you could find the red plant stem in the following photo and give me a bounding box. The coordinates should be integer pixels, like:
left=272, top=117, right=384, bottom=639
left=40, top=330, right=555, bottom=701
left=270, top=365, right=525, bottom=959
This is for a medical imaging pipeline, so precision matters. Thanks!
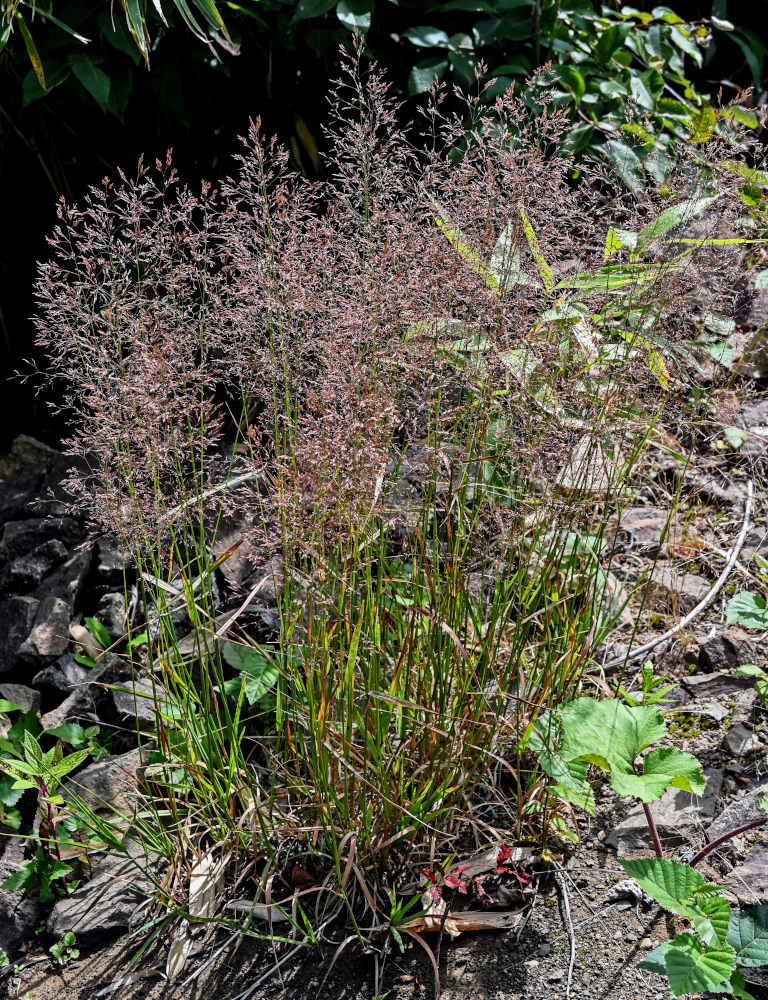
left=40, top=778, right=68, bottom=890
left=688, top=818, right=767, bottom=869
left=643, top=802, right=663, bottom=858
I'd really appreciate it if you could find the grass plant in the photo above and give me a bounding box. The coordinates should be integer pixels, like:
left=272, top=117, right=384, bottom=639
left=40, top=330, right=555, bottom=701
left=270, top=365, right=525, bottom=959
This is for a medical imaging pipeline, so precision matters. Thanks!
left=27, top=41, right=760, bottom=984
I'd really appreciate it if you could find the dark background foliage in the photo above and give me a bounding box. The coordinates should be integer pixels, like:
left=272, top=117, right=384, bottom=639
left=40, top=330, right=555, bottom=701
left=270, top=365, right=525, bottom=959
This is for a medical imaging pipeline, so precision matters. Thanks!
left=1, top=0, right=767, bottom=450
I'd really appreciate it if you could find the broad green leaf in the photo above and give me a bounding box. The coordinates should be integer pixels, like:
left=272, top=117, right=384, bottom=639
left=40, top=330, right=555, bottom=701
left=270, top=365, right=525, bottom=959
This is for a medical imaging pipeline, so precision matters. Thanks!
left=69, top=55, right=110, bottom=112
left=0, top=774, right=24, bottom=808
left=636, top=196, right=719, bottom=249
left=727, top=906, right=768, bottom=967
left=610, top=746, right=705, bottom=802
left=664, top=933, right=735, bottom=997
left=755, top=269, right=768, bottom=291
left=490, top=222, right=540, bottom=293
left=734, top=664, right=767, bottom=679
left=726, top=592, right=768, bottom=630
left=336, top=0, right=372, bottom=31
left=605, top=139, right=644, bottom=192
left=519, top=204, right=554, bottom=293
left=0, top=700, right=24, bottom=714
left=291, top=0, right=336, bottom=23
left=619, top=858, right=709, bottom=916
left=44, top=724, right=87, bottom=745
left=689, top=104, right=717, bottom=142
left=402, top=25, right=451, bottom=48
left=221, top=643, right=279, bottom=706
left=408, top=57, right=449, bottom=95
left=22, top=729, right=44, bottom=769
left=560, top=698, right=666, bottom=773
left=693, top=894, right=732, bottom=949
left=638, top=939, right=673, bottom=975
left=1, top=864, right=37, bottom=892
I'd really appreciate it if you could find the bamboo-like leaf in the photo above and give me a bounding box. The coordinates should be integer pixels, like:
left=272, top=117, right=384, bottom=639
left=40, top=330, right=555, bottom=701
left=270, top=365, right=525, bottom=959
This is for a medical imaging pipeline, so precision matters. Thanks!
left=15, top=12, right=46, bottom=90
left=519, top=203, right=554, bottom=293
left=32, top=6, right=90, bottom=43
left=122, top=0, right=150, bottom=61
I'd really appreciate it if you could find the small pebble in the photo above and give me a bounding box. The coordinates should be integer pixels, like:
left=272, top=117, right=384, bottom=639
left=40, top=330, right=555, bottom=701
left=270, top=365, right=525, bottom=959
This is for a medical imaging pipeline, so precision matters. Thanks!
left=548, top=970, right=565, bottom=983
left=537, top=943, right=551, bottom=957
left=641, top=937, right=653, bottom=949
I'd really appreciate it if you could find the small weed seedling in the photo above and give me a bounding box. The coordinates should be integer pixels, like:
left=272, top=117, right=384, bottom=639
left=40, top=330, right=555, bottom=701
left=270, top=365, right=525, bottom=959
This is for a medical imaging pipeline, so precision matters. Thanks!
left=49, top=931, right=79, bottom=968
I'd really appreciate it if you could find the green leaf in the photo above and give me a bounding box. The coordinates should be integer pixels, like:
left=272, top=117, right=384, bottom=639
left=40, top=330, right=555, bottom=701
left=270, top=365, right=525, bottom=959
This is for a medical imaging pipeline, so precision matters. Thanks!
left=291, top=0, right=337, bottom=23
left=22, top=729, right=44, bottom=770
left=221, top=643, right=280, bottom=706
left=1, top=863, right=37, bottom=892
left=409, top=58, right=449, bottom=95
left=636, top=195, right=719, bottom=249
left=609, top=746, right=705, bottom=802
left=664, top=933, right=735, bottom=997
left=605, top=139, right=644, bottom=191
left=73, top=653, right=96, bottom=668
left=619, top=858, right=709, bottom=916
left=726, top=592, right=768, bottom=630
left=727, top=905, right=768, bottom=967
left=560, top=698, right=666, bottom=772
left=755, top=270, right=768, bottom=291
left=84, top=617, right=110, bottom=649
left=730, top=969, right=757, bottom=1000
left=638, top=939, right=673, bottom=975
left=336, top=0, right=372, bottom=31
left=518, top=204, right=554, bottom=294
left=44, top=724, right=87, bottom=745
left=689, top=104, right=717, bottom=142
left=69, top=55, right=111, bottom=113
left=403, top=26, right=451, bottom=48
left=0, top=700, right=24, bottom=714
left=15, top=12, right=46, bottom=90
left=693, top=894, right=732, bottom=949
left=0, top=774, right=24, bottom=809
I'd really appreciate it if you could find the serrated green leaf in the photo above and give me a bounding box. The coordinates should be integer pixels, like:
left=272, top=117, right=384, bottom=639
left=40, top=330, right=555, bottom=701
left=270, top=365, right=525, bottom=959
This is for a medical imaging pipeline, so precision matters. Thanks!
left=730, top=969, right=757, bottom=1000
left=664, top=933, right=735, bottom=997
left=619, top=857, right=709, bottom=916
left=44, top=724, right=86, bottom=745
left=610, top=746, right=705, bottom=802
left=693, top=894, right=732, bottom=949
left=0, top=774, right=24, bottom=808
left=560, top=698, right=666, bottom=774
left=638, top=939, right=673, bottom=975
left=1, top=863, right=37, bottom=891
left=22, top=729, right=43, bottom=769
left=726, top=592, right=768, bottom=630
left=727, top=905, right=768, bottom=966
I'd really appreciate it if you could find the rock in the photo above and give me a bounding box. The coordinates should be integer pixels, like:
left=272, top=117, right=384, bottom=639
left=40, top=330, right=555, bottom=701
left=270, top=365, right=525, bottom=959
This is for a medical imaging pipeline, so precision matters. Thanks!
left=0, top=839, right=41, bottom=956
left=95, top=591, right=128, bottom=641
left=606, top=767, right=724, bottom=853
left=95, top=540, right=127, bottom=586
left=40, top=654, right=120, bottom=731
left=32, top=548, right=92, bottom=612
left=46, top=831, right=157, bottom=944
left=0, top=683, right=40, bottom=714
left=0, top=516, right=81, bottom=564
left=683, top=670, right=754, bottom=699
left=0, top=538, right=68, bottom=594
left=608, top=506, right=672, bottom=555
left=674, top=701, right=729, bottom=725
left=18, top=595, right=71, bottom=664
left=723, top=843, right=768, bottom=904
left=647, top=564, right=712, bottom=612
left=112, top=679, right=162, bottom=729
left=708, top=781, right=768, bottom=842
left=698, top=628, right=761, bottom=673
left=65, top=746, right=149, bottom=823
left=722, top=723, right=760, bottom=758
left=0, top=435, right=60, bottom=480
left=732, top=688, right=759, bottom=726
left=0, top=595, right=39, bottom=673
left=739, top=526, right=768, bottom=566
left=0, top=436, right=58, bottom=523
left=32, top=653, right=90, bottom=695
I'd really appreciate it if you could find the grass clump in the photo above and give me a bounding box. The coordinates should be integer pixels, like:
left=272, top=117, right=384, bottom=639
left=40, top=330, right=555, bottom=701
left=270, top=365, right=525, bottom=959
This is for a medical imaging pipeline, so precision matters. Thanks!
left=29, top=43, right=757, bottom=984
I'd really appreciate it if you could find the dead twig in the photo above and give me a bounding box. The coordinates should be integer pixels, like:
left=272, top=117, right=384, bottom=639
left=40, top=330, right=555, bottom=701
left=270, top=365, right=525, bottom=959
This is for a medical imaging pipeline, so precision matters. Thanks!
left=602, top=480, right=754, bottom=670
left=553, top=863, right=576, bottom=1000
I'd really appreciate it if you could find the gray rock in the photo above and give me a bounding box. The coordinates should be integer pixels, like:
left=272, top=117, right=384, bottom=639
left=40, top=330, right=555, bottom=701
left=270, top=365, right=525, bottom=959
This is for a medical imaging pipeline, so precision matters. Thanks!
left=708, top=781, right=768, bottom=842
left=0, top=538, right=68, bottom=594
left=0, top=683, right=40, bottom=714
left=648, top=564, right=712, bottom=612
left=40, top=653, right=120, bottom=731
left=606, top=767, right=724, bottom=854
left=0, top=839, right=41, bottom=955
left=724, top=843, right=768, bottom=904
left=32, top=548, right=92, bottom=612
left=722, top=723, right=760, bottom=758
left=18, top=595, right=70, bottom=664
left=732, top=688, right=759, bottom=726
left=32, top=653, right=90, bottom=694
left=0, top=435, right=60, bottom=480
left=0, top=516, right=81, bottom=564
left=95, top=591, right=128, bottom=641
left=95, top=540, right=127, bottom=586
left=47, top=832, right=156, bottom=943
left=65, top=746, right=149, bottom=822
left=112, top=679, right=161, bottom=729
left=698, top=628, right=761, bottom=673
left=0, top=595, right=39, bottom=673
left=608, top=506, right=671, bottom=555
left=683, top=670, right=754, bottom=699
left=674, top=701, right=729, bottom=725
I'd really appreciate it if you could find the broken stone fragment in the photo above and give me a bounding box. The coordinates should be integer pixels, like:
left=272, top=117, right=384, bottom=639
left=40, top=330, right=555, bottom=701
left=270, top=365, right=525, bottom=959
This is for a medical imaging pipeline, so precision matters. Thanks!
left=0, top=594, right=39, bottom=673
left=18, top=595, right=70, bottom=664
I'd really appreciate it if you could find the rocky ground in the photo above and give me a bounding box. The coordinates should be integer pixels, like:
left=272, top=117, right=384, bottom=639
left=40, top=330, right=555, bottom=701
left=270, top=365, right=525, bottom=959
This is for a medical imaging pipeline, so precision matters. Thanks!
left=2, top=330, right=768, bottom=997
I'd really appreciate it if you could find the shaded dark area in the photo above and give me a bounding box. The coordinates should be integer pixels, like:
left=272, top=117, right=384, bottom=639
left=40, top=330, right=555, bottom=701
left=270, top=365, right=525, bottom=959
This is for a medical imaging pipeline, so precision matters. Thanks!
left=1, top=0, right=767, bottom=450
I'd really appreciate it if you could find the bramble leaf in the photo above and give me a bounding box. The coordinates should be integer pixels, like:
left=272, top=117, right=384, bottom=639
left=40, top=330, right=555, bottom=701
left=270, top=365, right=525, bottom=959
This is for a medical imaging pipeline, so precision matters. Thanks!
left=663, top=933, right=735, bottom=997
left=727, top=905, right=768, bottom=967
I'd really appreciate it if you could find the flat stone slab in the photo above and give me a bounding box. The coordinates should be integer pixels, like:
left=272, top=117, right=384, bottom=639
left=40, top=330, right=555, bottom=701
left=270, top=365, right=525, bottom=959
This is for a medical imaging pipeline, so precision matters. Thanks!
left=606, top=767, right=724, bottom=854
